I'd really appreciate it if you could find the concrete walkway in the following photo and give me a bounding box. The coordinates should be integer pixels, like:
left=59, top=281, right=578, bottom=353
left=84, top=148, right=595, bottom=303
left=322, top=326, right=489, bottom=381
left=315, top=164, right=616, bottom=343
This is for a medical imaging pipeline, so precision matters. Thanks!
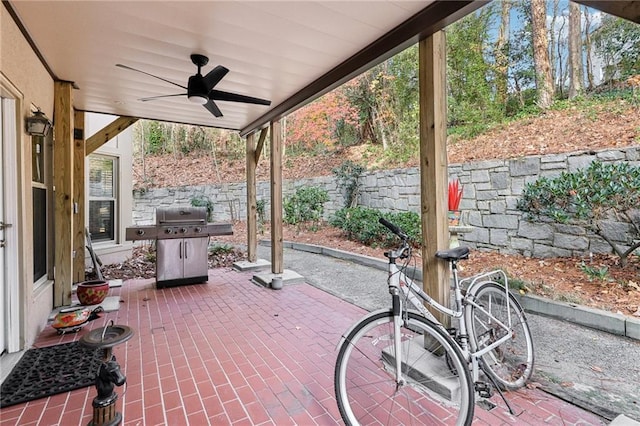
left=254, top=242, right=640, bottom=423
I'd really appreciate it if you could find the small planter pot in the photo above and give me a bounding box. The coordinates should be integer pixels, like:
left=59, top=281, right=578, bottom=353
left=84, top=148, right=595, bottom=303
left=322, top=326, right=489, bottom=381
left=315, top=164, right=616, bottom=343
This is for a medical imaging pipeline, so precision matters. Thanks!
left=76, top=280, right=109, bottom=305
left=448, top=210, right=461, bottom=226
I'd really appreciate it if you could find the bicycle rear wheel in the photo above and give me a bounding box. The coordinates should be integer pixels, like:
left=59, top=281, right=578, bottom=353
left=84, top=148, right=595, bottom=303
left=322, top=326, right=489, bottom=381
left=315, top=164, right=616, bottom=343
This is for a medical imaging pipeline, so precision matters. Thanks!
left=466, top=282, right=534, bottom=390
left=335, top=311, right=474, bottom=426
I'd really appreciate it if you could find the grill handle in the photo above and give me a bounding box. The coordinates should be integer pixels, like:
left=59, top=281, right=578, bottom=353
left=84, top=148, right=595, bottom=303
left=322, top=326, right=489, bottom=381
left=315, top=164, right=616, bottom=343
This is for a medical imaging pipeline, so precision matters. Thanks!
left=157, top=219, right=207, bottom=225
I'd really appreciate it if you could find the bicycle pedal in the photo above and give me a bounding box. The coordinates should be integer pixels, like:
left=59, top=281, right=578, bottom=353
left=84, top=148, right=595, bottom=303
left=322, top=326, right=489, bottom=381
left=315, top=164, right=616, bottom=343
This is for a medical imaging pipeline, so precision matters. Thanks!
left=476, top=398, right=497, bottom=411
left=474, top=381, right=493, bottom=399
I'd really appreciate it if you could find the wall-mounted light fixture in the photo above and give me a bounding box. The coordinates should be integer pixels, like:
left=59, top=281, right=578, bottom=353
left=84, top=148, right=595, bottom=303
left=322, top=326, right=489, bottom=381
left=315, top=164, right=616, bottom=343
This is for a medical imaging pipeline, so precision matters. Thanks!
left=26, top=109, right=52, bottom=137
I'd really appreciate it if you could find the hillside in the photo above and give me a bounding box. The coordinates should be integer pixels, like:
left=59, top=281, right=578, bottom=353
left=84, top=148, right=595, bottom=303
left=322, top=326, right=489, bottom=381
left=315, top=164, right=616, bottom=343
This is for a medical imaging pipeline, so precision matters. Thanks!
left=120, top=99, right=640, bottom=316
left=132, top=99, right=640, bottom=189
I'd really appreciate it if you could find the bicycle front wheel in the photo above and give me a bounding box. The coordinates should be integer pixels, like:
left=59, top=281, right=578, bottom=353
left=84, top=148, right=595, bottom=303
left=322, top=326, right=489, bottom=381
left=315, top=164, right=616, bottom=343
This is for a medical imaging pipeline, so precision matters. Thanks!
left=466, top=282, right=535, bottom=390
left=335, top=311, right=474, bottom=426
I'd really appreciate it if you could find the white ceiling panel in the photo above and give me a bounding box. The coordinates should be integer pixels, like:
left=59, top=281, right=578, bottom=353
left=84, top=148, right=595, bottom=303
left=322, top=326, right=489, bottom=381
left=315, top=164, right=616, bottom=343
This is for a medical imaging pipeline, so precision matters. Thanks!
left=9, top=0, right=471, bottom=132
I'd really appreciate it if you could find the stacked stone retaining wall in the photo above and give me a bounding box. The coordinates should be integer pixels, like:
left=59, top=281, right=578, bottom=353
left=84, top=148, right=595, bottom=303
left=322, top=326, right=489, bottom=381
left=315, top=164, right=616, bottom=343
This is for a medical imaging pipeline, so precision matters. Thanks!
left=132, top=146, right=639, bottom=258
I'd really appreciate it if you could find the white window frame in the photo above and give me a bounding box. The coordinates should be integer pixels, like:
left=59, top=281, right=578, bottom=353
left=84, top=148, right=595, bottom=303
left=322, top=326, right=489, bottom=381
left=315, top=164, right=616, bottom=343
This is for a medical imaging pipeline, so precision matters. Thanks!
left=88, top=154, right=119, bottom=244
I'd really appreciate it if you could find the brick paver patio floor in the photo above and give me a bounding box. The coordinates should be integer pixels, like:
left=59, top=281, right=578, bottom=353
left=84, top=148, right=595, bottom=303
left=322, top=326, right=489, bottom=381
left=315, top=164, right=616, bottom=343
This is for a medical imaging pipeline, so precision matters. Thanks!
left=0, top=268, right=605, bottom=425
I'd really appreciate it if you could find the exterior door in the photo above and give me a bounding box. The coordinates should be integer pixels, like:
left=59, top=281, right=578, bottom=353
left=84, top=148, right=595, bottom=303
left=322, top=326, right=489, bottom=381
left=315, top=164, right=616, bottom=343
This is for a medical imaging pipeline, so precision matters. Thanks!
left=0, top=95, right=19, bottom=354
left=0, top=98, right=6, bottom=354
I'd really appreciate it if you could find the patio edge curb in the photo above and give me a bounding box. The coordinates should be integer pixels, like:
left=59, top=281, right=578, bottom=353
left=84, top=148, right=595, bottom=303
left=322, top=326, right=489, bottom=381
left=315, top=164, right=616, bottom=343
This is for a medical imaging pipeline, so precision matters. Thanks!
left=261, top=240, right=640, bottom=341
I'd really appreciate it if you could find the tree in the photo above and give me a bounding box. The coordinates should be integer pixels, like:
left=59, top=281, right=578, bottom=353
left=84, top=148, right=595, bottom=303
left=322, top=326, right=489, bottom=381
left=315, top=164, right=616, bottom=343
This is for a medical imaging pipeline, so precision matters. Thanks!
left=517, top=162, right=640, bottom=267
left=592, top=15, right=640, bottom=84
left=286, top=88, right=359, bottom=153
left=446, top=7, right=501, bottom=128
left=568, top=1, right=584, bottom=99
left=583, top=7, right=595, bottom=90
left=494, top=0, right=512, bottom=109
left=531, top=0, right=555, bottom=108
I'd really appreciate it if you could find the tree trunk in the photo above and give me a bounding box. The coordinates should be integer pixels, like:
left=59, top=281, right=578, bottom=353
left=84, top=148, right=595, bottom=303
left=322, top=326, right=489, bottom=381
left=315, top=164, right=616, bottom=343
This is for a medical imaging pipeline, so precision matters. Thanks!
left=583, top=8, right=595, bottom=90
left=568, top=1, right=584, bottom=99
left=556, top=18, right=567, bottom=98
left=495, top=0, right=511, bottom=109
left=531, top=0, right=555, bottom=109
left=549, top=0, right=560, bottom=86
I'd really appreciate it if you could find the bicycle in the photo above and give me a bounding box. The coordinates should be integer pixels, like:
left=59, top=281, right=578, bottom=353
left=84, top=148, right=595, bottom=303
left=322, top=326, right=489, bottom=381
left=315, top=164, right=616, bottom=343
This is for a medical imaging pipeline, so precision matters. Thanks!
left=334, top=218, right=535, bottom=425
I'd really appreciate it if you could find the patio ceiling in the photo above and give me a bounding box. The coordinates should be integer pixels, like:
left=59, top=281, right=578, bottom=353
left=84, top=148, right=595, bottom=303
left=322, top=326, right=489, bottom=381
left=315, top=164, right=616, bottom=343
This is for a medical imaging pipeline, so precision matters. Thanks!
left=7, top=0, right=484, bottom=134
left=7, top=1, right=639, bottom=136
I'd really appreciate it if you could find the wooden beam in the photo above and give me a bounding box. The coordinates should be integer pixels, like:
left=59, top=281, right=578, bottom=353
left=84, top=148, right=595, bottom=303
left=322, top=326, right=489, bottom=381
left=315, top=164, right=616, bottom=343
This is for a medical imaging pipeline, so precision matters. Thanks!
left=270, top=120, right=283, bottom=274
left=85, top=116, right=138, bottom=155
left=246, top=132, right=258, bottom=263
left=240, top=1, right=485, bottom=137
left=72, top=110, right=85, bottom=283
left=574, top=1, right=639, bottom=23
left=255, top=127, right=268, bottom=163
left=419, top=32, right=449, bottom=326
left=53, top=81, right=74, bottom=307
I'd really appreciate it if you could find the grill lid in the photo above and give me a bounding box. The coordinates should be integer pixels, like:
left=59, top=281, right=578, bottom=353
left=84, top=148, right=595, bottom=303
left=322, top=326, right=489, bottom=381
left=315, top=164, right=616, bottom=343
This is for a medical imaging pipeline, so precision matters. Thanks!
left=156, top=206, right=207, bottom=224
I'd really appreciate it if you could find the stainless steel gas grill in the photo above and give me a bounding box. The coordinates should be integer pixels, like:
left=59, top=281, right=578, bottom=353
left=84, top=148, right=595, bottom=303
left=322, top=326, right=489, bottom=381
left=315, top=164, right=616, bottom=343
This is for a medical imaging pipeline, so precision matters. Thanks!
left=126, top=206, right=233, bottom=288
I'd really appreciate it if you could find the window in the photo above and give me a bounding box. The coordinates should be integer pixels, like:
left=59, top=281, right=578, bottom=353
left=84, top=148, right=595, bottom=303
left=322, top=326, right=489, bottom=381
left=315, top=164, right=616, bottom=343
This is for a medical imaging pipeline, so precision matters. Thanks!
left=88, top=155, right=118, bottom=242
left=32, top=132, right=52, bottom=283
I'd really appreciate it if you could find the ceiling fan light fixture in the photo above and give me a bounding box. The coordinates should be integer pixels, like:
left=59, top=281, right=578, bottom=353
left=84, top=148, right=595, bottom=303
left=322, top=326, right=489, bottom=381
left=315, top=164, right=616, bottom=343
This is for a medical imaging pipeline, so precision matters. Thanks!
left=188, top=94, right=209, bottom=105
left=187, top=74, right=209, bottom=105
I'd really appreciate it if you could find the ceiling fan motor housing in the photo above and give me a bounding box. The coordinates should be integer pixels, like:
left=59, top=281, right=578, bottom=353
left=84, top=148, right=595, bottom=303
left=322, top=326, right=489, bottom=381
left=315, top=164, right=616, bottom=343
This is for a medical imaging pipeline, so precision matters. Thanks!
left=187, top=74, right=209, bottom=104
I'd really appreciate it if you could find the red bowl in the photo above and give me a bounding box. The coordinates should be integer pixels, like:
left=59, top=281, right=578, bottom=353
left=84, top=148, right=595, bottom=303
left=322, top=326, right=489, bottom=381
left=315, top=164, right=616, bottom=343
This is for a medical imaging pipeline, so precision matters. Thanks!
left=76, top=280, right=109, bottom=305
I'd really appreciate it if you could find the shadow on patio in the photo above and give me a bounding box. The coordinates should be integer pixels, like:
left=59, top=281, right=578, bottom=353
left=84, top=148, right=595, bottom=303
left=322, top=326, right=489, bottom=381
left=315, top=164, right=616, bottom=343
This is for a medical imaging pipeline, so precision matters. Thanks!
left=0, top=268, right=604, bottom=425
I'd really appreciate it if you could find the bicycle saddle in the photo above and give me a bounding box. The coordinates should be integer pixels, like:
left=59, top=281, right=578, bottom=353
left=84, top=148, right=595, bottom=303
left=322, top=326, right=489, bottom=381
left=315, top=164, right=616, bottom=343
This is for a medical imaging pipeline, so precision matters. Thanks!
left=435, top=246, right=470, bottom=261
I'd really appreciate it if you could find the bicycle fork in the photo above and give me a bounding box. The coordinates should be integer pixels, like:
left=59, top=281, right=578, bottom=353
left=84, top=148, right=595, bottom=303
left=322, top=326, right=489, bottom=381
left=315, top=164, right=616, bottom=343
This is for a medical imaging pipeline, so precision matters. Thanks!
left=391, top=292, right=405, bottom=387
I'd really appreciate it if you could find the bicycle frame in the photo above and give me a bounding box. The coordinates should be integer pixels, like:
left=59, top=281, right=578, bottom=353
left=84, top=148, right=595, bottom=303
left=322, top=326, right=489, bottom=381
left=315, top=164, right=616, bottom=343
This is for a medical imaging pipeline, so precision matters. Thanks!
left=388, top=257, right=515, bottom=384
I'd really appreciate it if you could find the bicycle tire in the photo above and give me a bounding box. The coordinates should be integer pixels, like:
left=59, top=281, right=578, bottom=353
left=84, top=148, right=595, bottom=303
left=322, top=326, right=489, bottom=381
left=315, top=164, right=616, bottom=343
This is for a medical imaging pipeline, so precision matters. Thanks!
left=466, top=281, right=535, bottom=390
left=335, top=311, right=474, bottom=426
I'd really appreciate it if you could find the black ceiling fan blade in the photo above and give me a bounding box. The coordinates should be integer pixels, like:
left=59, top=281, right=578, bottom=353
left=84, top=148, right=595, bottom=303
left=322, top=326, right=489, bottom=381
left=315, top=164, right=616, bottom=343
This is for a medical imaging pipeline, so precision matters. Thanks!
left=209, top=90, right=271, bottom=105
left=116, top=64, right=187, bottom=90
left=203, top=99, right=223, bottom=117
left=203, top=65, right=229, bottom=91
left=139, top=93, right=187, bottom=102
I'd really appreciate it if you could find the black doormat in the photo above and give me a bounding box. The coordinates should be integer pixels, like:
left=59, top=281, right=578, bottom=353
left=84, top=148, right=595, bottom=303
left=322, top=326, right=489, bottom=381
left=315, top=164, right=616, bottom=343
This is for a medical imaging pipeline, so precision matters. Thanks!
left=0, top=341, right=105, bottom=408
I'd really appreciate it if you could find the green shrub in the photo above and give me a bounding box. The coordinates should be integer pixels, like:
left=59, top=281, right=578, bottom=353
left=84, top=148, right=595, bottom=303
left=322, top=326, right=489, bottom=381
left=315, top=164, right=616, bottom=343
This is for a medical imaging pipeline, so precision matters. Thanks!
left=283, top=186, right=329, bottom=226
left=191, top=195, right=214, bottom=221
left=517, top=161, right=640, bottom=266
left=330, top=207, right=385, bottom=245
left=330, top=207, right=422, bottom=248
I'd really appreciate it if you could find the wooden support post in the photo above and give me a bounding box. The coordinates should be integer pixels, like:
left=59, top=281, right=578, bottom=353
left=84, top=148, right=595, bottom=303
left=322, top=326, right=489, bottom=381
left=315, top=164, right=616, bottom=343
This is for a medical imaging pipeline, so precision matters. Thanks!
left=270, top=120, right=283, bottom=274
left=85, top=117, right=138, bottom=155
left=53, top=81, right=74, bottom=307
left=246, top=132, right=258, bottom=263
left=72, top=110, right=85, bottom=283
left=419, top=32, right=450, bottom=326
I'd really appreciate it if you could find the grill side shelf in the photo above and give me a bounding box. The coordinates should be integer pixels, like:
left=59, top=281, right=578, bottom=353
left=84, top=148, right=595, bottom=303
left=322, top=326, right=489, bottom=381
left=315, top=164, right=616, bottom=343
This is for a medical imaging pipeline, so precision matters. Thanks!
left=126, top=225, right=159, bottom=241
left=204, top=223, right=234, bottom=236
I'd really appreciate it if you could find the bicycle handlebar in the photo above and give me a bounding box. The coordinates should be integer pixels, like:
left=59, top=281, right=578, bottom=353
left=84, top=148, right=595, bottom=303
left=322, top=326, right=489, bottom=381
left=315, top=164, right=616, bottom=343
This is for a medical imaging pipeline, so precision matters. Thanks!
left=379, top=217, right=409, bottom=240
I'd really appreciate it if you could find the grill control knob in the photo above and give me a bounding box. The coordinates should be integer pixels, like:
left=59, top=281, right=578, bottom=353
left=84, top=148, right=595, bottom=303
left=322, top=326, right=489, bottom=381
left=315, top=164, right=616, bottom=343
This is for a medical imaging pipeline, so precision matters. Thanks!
left=194, top=226, right=202, bottom=233
left=164, top=228, right=173, bottom=234
left=180, top=227, right=188, bottom=233
left=136, top=230, right=145, bottom=236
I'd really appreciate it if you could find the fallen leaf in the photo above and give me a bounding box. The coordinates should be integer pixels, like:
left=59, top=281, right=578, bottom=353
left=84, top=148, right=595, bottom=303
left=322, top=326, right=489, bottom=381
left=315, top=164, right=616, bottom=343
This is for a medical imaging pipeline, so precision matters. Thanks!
left=560, top=382, right=574, bottom=387
left=590, top=366, right=603, bottom=373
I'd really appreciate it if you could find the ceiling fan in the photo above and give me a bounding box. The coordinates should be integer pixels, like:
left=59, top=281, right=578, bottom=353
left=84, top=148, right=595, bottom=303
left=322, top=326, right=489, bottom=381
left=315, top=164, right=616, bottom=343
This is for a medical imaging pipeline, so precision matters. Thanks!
left=116, top=54, right=271, bottom=118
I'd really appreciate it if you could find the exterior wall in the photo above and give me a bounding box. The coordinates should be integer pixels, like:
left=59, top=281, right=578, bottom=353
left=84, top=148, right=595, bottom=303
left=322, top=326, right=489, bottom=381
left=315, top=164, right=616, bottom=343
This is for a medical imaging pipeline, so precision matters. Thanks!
left=133, top=146, right=639, bottom=258
left=85, top=114, right=134, bottom=265
left=1, top=5, right=56, bottom=350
